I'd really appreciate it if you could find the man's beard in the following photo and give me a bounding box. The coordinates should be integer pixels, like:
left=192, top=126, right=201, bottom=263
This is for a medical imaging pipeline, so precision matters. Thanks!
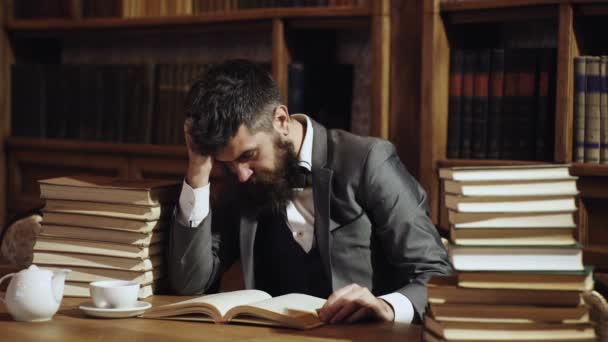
left=236, top=137, right=303, bottom=215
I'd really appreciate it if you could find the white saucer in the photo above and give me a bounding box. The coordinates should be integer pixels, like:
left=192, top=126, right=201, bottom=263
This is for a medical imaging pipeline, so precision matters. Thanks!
left=79, top=301, right=152, bottom=318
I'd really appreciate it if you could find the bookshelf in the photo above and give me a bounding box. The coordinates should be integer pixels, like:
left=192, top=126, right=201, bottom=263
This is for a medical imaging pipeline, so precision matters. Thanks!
left=0, top=0, right=398, bottom=224
left=420, top=0, right=608, bottom=280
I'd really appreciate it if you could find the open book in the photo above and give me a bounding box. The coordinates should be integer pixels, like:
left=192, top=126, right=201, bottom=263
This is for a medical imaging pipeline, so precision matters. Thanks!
left=142, top=290, right=326, bottom=330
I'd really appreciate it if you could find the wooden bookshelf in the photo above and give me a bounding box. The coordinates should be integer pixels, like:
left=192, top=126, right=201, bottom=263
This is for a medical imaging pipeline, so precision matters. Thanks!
left=421, top=0, right=608, bottom=278
left=0, top=0, right=403, bottom=227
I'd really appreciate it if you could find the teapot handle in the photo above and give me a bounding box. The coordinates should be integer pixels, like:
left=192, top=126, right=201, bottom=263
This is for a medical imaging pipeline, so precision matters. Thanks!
left=0, top=273, right=15, bottom=305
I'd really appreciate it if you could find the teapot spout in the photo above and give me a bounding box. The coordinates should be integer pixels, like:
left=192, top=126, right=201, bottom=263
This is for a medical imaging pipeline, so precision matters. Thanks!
left=51, top=269, right=71, bottom=304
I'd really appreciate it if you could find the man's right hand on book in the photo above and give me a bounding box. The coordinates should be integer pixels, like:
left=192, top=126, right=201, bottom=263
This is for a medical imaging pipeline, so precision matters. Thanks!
left=185, top=118, right=213, bottom=188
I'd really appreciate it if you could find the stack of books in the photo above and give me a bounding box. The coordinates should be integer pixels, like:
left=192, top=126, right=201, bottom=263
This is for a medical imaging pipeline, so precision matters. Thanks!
left=32, top=176, right=180, bottom=299
left=424, top=164, right=597, bottom=342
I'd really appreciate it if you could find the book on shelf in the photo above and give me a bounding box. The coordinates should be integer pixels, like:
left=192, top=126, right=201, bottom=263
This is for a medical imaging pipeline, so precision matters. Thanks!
left=43, top=199, right=169, bottom=221
left=447, top=49, right=464, bottom=159
left=439, top=164, right=571, bottom=182
left=38, top=176, right=180, bottom=206
left=486, top=48, right=505, bottom=159
left=142, top=290, right=325, bottom=330
left=449, top=244, right=583, bottom=272
left=64, top=281, right=158, bottom=299
left=444, top=195, right=576, bottom=213
left=448, top=211, right=576, bottom=229
left=514, top=49, right=537, bottom=161
left=32, top=252, right=161, bottom=272
left=42, top=265, right=163, bottom=285
left=601, top=56, right=608, bottom=164
left=535, top=49, right=555, bottom=161
left=585, top=56, right=602, bottom=163
left=457, top=268, right=594, bottom=291
left=442, top=178, right=578, bottom=197
left=427, top=276, right=582, bottom=307
left=471, top=49, right=490, bottom=159
left=40, top=224, right=163, bottom=246
left=33, top=237, right=162, bottom=259
left=428, top=303, right=589, bottom=324
left=42, top=212, right=166, bottom=233
left=459, top=50, right=475, bottom=159
left=574, top=56, right=587, bottom=163
left=423, top=317, right=596, bottom=342
left=450, top=226, right=576, bottom=246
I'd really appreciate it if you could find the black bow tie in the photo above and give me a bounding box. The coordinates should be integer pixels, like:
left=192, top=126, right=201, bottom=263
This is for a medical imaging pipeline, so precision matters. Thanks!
left=291, top=166, right=313, bottom=189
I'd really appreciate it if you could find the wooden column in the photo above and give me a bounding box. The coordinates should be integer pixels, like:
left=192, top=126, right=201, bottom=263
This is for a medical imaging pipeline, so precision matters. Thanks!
left=420, top=0, right=450, bottom=224
left=1, top=0, right=15, bottom=226
left=370, top=0, right=391, bottom=139
left=390, top=0, right=423, bottom=180
left=555, top=3, right=578, bottom=163
left=272, top=18, right=289, bottom=103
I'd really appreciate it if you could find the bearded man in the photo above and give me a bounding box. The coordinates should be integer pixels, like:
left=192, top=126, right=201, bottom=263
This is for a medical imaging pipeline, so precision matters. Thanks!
left=168, top=59, right=452, bottom=325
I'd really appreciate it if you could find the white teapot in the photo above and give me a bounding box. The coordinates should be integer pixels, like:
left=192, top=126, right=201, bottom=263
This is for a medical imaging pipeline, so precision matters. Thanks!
left=0, top=264, right=71, bottom=322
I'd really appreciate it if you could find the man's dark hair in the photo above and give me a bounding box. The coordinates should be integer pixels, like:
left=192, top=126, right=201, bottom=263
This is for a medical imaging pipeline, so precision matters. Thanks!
left=185, top=59, right=282, bottom=155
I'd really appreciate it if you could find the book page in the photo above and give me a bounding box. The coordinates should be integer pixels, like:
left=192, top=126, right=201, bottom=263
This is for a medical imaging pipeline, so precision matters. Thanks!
left=226, top=293, right=326, bottom=329
left=144, top=290, right=271, bottom=321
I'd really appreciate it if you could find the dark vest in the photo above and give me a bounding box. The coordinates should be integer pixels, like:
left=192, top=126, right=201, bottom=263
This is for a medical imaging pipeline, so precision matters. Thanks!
left=253, top=208, right=331, bottom=298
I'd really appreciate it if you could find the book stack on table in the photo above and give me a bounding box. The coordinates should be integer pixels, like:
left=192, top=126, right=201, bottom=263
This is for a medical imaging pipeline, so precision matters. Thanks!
left=33, top=176, right=180, bottom=299
left=424, top=164, right=596, bottom=342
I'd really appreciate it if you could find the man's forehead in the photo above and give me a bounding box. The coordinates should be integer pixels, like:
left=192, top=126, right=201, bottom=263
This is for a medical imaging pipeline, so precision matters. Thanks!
left=214, top=125, right=265, bottom=162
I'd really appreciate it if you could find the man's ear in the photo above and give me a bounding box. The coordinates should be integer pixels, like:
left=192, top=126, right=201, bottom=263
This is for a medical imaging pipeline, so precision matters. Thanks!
left=272, top=105, right=290, bottom=136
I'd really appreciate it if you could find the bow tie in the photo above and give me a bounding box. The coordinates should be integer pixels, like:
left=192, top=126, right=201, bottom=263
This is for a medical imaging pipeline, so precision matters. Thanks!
left=291, top=166, right=313, bottom=189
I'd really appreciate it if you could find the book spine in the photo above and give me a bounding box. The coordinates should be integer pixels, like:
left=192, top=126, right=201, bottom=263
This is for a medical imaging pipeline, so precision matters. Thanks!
left=501, top=49, right=519, bottom=160
left=585, top=56, right=601, bottom=163
left=601, top=56, right=608, bottom=164
left=447, top=49, right=464, bottom=159
left=460, top=50, right=476, bottom=159
left=486, top=49, right=504, bottom=160
left=515, top=49, right=537, bottom=161
left=472, top=49, right=490, bottom=159
left=574, top=56, right=587, bottom=163
left=535, top=49, right=553, bottom=161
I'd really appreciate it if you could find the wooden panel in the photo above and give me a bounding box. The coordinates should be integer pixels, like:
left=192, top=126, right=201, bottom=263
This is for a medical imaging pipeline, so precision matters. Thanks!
left=272, top=18, right=289, bottom=102
left=7, top=7, right=372, bottom=32
left=444, top=5, right=558, bottom=24
left=390, top=0, right=422, bottom=180
left=441, top=0, right=566, bottom=11
left=370, top=0, right=391, bottom=139
left=420, top=0, right=450, bottom=224
left=555, top=3, right=577, bottom=163
left=8, top=150, right=129, bottom=215
left=582, top=198, right=608, bottom=246
left=0, top=0, right=15, bottom=230
left=576, top=176, right=608, bottom=199
left=129, top=157, right=188, bottom=181
left=571, top=163, right=608, bottom=177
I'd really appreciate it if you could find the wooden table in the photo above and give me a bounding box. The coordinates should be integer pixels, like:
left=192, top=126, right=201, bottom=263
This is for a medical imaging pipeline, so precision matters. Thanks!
left=0, top=296, right=423, bottom=341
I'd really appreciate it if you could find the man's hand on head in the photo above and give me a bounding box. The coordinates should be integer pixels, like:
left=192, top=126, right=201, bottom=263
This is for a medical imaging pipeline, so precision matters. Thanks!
left=184, top=118, right=213, bottom=188
left=317, top=283, right=395, bottom=324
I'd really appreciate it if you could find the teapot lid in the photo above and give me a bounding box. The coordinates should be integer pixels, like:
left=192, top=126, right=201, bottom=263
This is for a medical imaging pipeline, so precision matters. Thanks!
left=20, top=264, right=52, bottom=276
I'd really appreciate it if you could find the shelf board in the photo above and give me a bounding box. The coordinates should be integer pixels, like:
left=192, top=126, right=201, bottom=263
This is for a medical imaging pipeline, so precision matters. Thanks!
left=6, top=7, right=371, bottom=34
left=440, top=0, right=566, bottom=12
left=575, top=2, right=608, bottom=16
left=571, top=163, right=608, bottom=177
left=7, top=137, right=187, bottom=158
left=437, top=159, right=548, bottom=168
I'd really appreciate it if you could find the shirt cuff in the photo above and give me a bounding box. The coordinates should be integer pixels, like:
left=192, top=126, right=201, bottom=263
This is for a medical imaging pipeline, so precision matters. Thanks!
left=178, top=179, right=210, bottom=227
left=379, top=292, right=415, bottom=324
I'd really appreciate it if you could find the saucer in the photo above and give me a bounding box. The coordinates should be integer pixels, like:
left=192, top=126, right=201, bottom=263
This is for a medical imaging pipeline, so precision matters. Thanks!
left=79, top=301, right=152, bottom=318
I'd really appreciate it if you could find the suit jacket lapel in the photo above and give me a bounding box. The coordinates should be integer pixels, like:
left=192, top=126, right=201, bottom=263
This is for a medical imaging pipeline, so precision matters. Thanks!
left=310, top=120, right=334, bottom=283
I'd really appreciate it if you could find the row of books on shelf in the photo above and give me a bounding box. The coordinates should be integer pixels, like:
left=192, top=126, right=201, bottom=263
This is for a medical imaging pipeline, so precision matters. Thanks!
left=573, top=55, right=608, bottom=165
left=11, top=62, right=353, bottom=144
left=32, top=175, right=181, bottom=298
left=426, top=164, right=597, bottom=341
left=13, top=0, right=367, bottom=19
left=447, top=48, right=555, bottom=162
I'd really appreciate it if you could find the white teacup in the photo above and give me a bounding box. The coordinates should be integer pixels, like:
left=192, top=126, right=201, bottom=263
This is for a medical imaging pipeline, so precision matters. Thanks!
left=89, top=280, right=139, bottom=309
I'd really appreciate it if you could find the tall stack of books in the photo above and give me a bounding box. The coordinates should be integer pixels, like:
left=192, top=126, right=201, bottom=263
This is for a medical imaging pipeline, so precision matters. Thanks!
left=424, top=164, right=597, bottom=342
left=32, top=176, right=180, bottom=299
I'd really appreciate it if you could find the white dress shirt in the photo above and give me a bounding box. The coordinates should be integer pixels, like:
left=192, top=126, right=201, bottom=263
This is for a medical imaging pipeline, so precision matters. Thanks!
left=178, top=114, right=414, bottom=323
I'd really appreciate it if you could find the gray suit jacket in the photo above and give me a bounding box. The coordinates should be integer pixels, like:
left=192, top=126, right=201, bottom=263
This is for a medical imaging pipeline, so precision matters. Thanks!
left=168, top=120, right=452, bottom=320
